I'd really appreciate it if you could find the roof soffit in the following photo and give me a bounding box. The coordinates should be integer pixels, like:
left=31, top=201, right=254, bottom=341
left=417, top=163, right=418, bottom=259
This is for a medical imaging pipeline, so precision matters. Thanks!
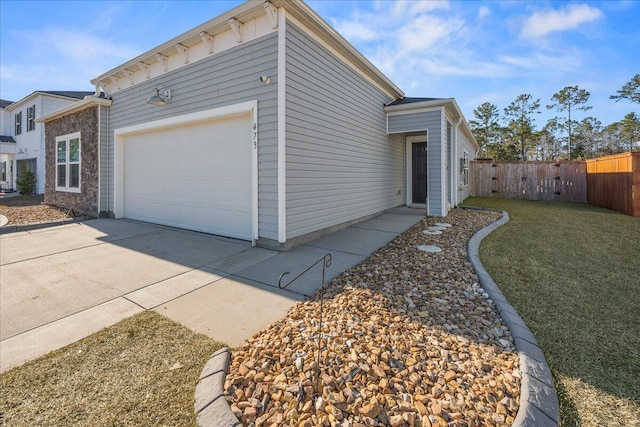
left=90, top=1, right=271, bottom=87
left=90, top=0, right=403, bottom=99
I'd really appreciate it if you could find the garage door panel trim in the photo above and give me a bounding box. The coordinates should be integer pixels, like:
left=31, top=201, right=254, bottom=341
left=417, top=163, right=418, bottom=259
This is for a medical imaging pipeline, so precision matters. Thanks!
left=114, top=100, right=258, bottom=244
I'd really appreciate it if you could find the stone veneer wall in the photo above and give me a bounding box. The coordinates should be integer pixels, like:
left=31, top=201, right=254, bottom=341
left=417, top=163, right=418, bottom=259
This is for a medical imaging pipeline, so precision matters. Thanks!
left=44, top=106, right=99, bottom=216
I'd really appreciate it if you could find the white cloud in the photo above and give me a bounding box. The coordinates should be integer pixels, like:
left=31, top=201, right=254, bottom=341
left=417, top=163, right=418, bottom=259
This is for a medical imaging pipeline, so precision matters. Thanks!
left=24, top=28, right=139, bottom=66
left=333, top=20, right=380, bottom=42
left=397, top=15, right=465, bottom=53
left=521, top=4, right=603, bottom=39
left=499, top=50, right=582, bottom=75
left=380, top=0, right=450, bottom=18
left=1, top=27, right=141, bottom=99
left=326, top=1, right=596, bottom=102
left=477, top=6, right=491, bottom=20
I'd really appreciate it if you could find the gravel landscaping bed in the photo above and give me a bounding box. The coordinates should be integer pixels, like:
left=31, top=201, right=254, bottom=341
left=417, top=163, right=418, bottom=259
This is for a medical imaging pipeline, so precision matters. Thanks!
left=224, top=209, right=520, bottom=427
left=0, top=195, right=75, bottom=225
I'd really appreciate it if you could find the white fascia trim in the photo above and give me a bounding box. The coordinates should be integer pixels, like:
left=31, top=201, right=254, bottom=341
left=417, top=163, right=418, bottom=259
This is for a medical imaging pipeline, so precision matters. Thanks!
left=37, top=97, right=112, bottom=123
left=113, top=101, right=259, bottom=245
left=388, top=127, right=433, bottom=135
left=277, top=7, right=287, bottom=243
left=385, top=104, right=450, bottom=116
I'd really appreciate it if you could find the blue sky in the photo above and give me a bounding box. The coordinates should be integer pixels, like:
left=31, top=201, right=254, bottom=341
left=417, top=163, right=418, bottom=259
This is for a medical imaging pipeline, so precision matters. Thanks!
left=1, top=0, right=638, bottom=128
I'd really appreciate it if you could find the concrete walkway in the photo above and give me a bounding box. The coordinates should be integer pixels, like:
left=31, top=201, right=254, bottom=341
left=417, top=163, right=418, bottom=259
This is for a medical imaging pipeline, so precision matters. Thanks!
left=0, top=207, right=424, bottom=372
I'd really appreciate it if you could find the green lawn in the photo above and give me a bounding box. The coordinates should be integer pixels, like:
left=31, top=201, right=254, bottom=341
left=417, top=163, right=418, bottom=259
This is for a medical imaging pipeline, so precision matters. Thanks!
left=462, top=198, right=640, bottom=426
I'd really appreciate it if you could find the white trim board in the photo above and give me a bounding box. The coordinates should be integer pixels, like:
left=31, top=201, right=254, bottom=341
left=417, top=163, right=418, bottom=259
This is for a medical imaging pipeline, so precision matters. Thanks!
left=277, top=7, right=287, bottom=244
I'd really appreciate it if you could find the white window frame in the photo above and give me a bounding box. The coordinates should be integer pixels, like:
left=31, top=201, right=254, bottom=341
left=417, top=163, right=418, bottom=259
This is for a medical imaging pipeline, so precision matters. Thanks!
left=15, top=111, right=22, bottom=135
left=461, top=150, right=469, bottom=186
left=55, top=132, right=81, bottom=193
left=27, top=105, right=36, bottom=131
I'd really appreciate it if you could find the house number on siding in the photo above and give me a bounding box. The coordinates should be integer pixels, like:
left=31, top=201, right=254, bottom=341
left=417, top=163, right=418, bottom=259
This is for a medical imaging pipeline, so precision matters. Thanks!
left=253, top=122, right=257, bottom=149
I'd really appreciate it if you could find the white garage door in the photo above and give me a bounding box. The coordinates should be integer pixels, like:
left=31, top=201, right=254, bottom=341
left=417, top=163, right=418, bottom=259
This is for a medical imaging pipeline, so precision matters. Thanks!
left=123, top=113, right=252, bottom=240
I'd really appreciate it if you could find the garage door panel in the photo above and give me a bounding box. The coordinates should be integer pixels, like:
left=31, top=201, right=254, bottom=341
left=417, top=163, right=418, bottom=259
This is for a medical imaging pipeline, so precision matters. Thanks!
left=123, top=114, right=252, bottom=240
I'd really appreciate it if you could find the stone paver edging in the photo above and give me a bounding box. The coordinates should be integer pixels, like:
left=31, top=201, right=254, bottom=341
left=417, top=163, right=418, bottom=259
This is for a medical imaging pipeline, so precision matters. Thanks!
left=196, top=211, right=561, bottom=426
left=195, top=347, right=241, bottom=426
left=467, top=210, right=560, bottom=427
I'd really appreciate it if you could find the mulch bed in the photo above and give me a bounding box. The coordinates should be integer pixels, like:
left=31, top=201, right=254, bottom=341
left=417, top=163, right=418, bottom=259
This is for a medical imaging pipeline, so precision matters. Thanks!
left=0, top=195, right=75, bottom=225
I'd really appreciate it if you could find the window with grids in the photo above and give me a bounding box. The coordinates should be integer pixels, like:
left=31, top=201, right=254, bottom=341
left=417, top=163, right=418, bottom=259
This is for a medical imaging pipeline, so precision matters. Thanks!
left=462, top=151, right=469, bottom=186
left=27, top=105, right=36, bottom=131
left=56, top=132, right=81, bottom=192
left=14, top=111, right=22, bottom=135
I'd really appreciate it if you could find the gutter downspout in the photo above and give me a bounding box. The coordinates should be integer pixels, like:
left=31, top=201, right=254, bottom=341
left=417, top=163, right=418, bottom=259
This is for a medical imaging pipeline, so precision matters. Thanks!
left=451, top=117, right=462, bottom=208
left=106, top=101, right=111, bottom=216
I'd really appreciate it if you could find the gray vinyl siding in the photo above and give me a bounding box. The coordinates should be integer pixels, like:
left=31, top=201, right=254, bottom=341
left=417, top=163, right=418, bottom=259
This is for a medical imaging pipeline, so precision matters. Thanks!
left=388, top=112, right=438, bottom=134
left=105, top=33, right=279, bottom=240
left=285, top=21, right=404, bottom=239
left=427, top=110, right=445, bottom=216
left=457, top=128, right=475, bottom=202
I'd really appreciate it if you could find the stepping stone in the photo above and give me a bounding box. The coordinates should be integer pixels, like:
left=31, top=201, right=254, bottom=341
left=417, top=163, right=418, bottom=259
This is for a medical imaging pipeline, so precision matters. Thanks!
left=416, top=245, right=442, bottom=253
left=423, top=230, right=442, bottom=235
left=435, top=222, right=452, bottom=228
left=427, top=226, right=447, bottom=232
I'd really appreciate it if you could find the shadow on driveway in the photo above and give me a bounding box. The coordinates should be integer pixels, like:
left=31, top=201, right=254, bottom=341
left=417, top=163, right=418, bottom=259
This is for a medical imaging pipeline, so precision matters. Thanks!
left=0, top=207, right=425, bottom=372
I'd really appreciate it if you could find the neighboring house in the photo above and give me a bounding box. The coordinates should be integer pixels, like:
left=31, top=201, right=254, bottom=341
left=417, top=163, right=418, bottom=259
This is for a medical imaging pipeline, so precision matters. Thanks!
left=0, top=99, right=16, bottom=191
left=4, top=91, right=94, bottom=193
left=38, top=0, right=478, bottom=250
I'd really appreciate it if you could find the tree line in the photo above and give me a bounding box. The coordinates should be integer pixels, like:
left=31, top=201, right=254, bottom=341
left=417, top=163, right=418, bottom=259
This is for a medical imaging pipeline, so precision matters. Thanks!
left=469, top=74, right=640, bottom=161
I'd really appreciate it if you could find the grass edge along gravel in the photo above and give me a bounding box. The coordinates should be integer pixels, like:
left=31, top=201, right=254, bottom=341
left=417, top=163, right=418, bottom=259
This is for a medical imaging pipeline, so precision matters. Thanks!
left=0, top=311, right=225, bottom=427
left=462, top=197, right=640, bottom=427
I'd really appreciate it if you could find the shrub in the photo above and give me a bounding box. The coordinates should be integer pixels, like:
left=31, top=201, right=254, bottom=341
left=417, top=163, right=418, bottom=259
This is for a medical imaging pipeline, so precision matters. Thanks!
left=16, top=170, right=36, bottom=195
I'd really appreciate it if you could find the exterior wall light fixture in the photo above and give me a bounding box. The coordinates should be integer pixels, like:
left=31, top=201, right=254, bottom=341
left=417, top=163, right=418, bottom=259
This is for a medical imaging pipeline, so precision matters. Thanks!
left=146, top=85, right=172, bottom=105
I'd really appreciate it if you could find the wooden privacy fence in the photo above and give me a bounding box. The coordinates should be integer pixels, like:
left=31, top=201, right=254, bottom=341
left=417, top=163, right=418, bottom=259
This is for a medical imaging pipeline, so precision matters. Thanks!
left=585, top=152, right=640, bottom=217
left=471, top=160, right=587, bottom=203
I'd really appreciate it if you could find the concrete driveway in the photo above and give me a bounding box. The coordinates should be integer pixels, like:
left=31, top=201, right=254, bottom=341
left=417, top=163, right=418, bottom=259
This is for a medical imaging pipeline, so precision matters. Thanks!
left=0, top=208, right=424, bottom=372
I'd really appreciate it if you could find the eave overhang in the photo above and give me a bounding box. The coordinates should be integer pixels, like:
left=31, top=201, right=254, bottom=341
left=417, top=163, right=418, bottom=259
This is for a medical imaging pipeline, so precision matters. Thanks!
left=90, top=0, right=404, bottom=100
left=37, top=96, right=113, bottom=124
left=385, top=97, right=478, bottom=150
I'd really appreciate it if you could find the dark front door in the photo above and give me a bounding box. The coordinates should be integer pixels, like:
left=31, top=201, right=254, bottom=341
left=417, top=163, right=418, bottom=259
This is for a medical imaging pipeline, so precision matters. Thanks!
left=412, top=143, right=427, bottom=204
